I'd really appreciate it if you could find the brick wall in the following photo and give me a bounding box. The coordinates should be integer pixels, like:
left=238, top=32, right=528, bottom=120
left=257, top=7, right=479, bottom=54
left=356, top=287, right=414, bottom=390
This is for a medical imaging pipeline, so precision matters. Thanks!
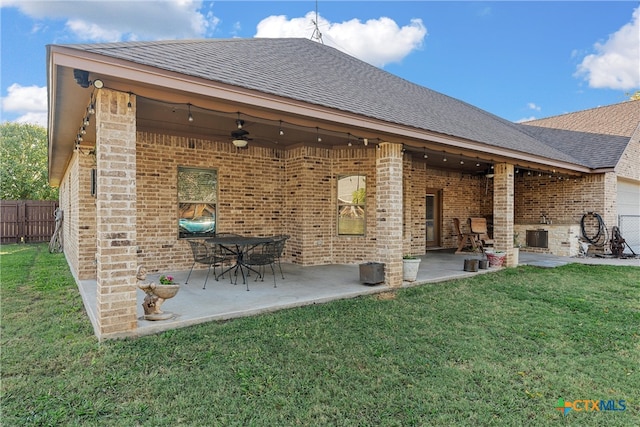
left=330, top=147, right=378, bottom=263
left=515, top=173, right=608, bottom=225
left=59, top=150, right=97, bottom=280
left=136, top=136, right=382, bottom=271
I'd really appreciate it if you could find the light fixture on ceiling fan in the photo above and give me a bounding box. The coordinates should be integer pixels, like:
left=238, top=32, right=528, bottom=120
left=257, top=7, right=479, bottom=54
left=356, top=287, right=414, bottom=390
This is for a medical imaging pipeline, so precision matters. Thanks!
left=231, top=128, right=251, bottom=148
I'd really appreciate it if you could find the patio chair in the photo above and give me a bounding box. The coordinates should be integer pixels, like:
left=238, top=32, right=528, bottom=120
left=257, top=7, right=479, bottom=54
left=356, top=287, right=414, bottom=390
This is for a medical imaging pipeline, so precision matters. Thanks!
left=272, top=234, right=290, bottom=279
left=243, top=240, right=278, bottom=290
left=185, top=240, right=225, bottom=289
left=469, top=217, right=494, bottom=250
left=453, top=218, right=479, bottom=254
left=211, top=232, right=243, bottom=282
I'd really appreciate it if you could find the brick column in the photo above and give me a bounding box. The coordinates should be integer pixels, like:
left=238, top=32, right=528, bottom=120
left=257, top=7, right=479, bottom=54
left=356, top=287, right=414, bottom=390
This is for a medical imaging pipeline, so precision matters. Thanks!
left=95, top=89, right=137, bottom=338
left=376, top=142, right=403, bottom=287
left=493, top=163, right=516, bottom=267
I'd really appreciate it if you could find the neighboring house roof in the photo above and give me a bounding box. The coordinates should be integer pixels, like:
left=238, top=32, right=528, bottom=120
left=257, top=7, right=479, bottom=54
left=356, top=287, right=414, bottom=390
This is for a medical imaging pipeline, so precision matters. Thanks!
left=524, top=100, right=640, bottom=137
left=518, top=125, right=631, bottom=169
left=60, top=38, right=584, bottom=166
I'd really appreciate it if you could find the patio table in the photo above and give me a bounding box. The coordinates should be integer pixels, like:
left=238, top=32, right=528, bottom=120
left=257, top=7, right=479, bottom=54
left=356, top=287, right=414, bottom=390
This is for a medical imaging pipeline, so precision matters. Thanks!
left=206, top=236, right=274, bottom=290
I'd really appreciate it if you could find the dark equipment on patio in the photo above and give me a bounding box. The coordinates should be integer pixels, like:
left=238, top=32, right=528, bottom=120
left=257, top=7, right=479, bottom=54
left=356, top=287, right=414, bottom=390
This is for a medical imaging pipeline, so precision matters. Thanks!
left=610, top=226, right=637, bottom=258
left=185, top=240, right=225, bottom=289
left=580, top=212, right=608, bottom=248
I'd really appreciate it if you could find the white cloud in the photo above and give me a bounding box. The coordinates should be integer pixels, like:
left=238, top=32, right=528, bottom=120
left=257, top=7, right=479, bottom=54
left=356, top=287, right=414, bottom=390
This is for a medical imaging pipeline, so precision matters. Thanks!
left=527, top=103, right=541, bottom=111
left=1, top=84, right=48, bottom=127
left=3, top=0, right=215, bottom=42
left=516, top=116, right=538, bottom=123
left=575, top=6, right=640, bottom=90
left=255, top=11, right=427, bottom=67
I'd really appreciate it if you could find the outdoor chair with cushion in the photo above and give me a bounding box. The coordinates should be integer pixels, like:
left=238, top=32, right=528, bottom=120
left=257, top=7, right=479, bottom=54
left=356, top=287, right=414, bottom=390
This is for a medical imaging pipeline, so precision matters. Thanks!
left=185, top=240, right=225, bottom=289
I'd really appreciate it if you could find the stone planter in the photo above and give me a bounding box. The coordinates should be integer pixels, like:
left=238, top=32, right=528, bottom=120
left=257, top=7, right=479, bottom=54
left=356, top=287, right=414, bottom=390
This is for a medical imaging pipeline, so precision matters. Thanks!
left=402, top=258, right=421, bottom=282
left=138, top=283, right=180, bottom=320
left=136, top=266, right=180, bottom=321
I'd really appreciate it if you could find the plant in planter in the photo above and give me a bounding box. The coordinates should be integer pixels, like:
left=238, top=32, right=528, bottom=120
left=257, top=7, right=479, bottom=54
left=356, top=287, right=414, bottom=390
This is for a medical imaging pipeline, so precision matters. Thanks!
left=402, top=254, right=421, bottom=282
left=137, top=266, right=180, bottom=320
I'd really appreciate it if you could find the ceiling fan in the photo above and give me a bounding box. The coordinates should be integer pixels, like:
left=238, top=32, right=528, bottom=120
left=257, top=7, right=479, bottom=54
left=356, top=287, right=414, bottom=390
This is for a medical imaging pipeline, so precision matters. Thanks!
left=231, top=128, right=252, bottom=148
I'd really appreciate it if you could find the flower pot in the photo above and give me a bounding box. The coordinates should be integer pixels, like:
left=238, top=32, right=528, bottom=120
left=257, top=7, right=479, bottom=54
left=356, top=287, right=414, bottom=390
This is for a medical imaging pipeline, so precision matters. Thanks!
left=152, top=284, right=180, bottom=299
left=486, top=252, right=506, bottom=267
left=463, top=259, right=479, bottom=272
left=478, top=259, right=489, bottom=269
left=403, top=258, right=421, bottom=282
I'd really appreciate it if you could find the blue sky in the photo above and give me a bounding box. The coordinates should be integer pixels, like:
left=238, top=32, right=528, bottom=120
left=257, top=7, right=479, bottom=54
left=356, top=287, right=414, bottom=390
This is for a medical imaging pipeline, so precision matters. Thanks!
left=1, top=1, right=639, bottom=127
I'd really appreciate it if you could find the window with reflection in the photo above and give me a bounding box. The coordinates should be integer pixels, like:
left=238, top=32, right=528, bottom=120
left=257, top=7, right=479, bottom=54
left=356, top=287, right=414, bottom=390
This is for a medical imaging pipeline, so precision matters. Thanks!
left=337, top=175, right=366, bottom=235
left=178, top=167, right=217, bottom=238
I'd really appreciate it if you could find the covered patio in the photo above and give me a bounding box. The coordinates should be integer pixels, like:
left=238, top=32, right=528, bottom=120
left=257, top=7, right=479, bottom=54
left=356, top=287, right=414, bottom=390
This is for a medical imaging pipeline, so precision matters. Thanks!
left=76, top=251, right=637, bottom=339
left=48, top=38, right=638, bottom=340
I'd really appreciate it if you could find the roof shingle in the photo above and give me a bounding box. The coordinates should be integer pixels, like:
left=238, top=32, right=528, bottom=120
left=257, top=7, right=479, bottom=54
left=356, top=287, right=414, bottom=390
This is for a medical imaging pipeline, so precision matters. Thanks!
left=61, top=38, right=634, bottom=169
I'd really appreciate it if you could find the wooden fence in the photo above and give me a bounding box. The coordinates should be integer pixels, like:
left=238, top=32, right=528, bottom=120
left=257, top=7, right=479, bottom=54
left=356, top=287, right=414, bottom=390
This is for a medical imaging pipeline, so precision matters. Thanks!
left=0, top=200, right=59, bottom=244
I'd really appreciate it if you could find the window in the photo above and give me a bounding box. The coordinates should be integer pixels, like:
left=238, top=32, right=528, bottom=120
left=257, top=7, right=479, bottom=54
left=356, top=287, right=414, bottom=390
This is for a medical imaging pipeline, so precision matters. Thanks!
left=337, top=175, right=366, bottom=235
left=177, top=167, right=217, bottom=238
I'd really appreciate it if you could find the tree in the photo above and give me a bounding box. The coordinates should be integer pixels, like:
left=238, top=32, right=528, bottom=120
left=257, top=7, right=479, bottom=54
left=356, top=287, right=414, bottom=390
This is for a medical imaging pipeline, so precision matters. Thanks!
left=627, top=90, right=640, bottom=101
left=0, top=122, right=58, bottom=200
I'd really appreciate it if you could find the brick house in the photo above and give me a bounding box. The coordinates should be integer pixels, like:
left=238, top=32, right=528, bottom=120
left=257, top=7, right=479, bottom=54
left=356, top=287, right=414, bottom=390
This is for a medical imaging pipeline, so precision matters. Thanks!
left=47, top=38, right=639, bottom=337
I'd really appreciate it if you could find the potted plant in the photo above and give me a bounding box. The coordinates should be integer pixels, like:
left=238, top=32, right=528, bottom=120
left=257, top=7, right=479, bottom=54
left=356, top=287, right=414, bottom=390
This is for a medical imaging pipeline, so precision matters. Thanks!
left=402, top=254, right=421, bottom=282
left=485, top=250, right=506, bottom=267
left=137, top=266, right=180, bottom=320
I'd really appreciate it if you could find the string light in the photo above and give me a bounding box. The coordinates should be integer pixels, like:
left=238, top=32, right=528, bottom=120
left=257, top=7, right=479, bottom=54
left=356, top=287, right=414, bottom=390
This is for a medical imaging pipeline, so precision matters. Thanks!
left=79, top=91, right=571, bottom=174
left=88, top=93, right=95, bottom=115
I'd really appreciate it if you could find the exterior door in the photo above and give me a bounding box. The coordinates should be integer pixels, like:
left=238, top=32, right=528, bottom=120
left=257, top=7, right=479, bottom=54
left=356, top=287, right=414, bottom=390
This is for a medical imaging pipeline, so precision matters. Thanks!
left=425, top=190, right=442, bottom=248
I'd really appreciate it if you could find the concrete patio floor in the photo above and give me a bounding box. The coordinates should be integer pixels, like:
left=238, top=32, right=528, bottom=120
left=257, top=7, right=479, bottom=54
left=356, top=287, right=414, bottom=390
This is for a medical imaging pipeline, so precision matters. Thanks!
left=78, top=250, right=639, bottom=339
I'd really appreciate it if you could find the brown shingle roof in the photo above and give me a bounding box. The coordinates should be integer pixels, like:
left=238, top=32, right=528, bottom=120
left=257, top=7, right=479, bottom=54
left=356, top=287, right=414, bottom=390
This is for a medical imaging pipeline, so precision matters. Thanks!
left=524, top=100, right=640, bottom=137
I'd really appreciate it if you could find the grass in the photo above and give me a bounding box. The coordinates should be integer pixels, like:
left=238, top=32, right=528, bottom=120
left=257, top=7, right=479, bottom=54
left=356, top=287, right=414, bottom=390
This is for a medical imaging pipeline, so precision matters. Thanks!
left=1, top=243, right=639, bottom=426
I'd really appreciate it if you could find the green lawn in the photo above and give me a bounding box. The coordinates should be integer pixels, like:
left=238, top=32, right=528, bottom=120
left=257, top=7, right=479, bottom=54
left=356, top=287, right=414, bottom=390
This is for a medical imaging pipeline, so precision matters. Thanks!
left=1, top=243, right=638, bottom=426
